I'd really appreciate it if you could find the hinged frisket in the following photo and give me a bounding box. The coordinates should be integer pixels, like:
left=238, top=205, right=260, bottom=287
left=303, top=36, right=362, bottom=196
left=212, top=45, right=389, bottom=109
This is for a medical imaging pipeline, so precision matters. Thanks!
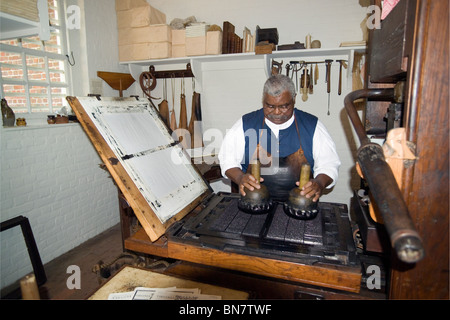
left=67, top=96, right=211, bottom=241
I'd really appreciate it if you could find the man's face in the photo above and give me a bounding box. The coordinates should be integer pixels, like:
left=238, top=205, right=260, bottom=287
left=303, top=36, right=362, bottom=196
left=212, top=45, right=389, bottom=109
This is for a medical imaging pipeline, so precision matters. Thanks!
left=263, top=90, right=295, bottom=125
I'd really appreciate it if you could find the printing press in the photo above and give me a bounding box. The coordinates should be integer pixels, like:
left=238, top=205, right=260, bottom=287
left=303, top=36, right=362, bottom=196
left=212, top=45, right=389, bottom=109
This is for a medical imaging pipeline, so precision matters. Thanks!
left=67, top=95, right=393, bottom=299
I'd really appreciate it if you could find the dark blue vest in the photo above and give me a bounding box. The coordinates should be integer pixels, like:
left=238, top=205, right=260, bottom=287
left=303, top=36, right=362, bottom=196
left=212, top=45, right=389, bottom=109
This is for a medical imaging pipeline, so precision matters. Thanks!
left=241, top=108, right=317, bottom=173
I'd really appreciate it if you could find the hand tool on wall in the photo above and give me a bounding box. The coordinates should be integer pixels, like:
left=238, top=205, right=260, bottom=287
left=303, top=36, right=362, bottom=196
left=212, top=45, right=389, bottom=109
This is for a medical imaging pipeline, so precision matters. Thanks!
left=325, top=59, right=333, bottom=115
left=271, top=59, right=283, bottom=75
left=170, top=76, right=177, bottom=133
left=314, top=63, right=319, bottom=85
left=309, top=64, right=314, bottom=94
left=336, top=60, right=348, bottom=96
left=188, top=80, right=204, bottom=148
left=290, top=61, right=301, bottom=90
left=301, top=67, right=309, bottom=102
left=139, top=71, right=158, bottom=99
left=285, top=63, right=291, bottom=77
left=179, top=77, right=189, bottom=148
left=158, top=79, right=170, bottom=127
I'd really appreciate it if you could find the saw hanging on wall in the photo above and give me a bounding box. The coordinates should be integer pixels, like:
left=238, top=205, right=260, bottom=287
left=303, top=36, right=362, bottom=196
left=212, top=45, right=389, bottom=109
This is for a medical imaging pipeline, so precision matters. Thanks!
left=189, top=80, right=204, bottom=149
left=158, top=79, right=170, bottom=127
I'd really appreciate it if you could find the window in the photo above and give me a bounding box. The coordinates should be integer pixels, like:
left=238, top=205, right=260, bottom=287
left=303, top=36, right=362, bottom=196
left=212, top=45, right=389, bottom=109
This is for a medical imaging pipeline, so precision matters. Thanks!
left=0, top=0, right=70, bottom=114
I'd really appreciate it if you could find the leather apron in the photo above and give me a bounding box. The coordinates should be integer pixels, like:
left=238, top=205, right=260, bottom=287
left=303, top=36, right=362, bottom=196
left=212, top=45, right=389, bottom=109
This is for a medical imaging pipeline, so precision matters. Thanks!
left=247, top=114, right=311, bottom=202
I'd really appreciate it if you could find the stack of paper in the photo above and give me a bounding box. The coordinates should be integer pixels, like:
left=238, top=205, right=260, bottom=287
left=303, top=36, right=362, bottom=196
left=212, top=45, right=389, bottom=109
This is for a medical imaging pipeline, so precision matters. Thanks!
left=108, top=287, right=222, bottom=300
left=186, top=23, right=210, bottom=37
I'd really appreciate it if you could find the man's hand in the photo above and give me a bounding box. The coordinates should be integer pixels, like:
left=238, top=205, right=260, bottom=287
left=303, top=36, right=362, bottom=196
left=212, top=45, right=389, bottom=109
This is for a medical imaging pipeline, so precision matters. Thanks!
left=238, top=173, right=264, bottom=196
left=225, top=167, right=264, bottom=196
left=297, top=174, right=333, bottom=202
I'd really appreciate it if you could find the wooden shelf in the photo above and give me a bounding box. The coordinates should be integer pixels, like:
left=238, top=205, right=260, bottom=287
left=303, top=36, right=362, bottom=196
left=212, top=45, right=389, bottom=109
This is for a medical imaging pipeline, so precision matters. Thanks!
left=120, top=46, right=366, bottom=92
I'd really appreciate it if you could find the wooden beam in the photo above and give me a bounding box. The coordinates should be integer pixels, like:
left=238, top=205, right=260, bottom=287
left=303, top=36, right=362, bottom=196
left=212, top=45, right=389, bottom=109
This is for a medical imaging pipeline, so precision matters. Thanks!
left=167, top=241, right=362, bottom=293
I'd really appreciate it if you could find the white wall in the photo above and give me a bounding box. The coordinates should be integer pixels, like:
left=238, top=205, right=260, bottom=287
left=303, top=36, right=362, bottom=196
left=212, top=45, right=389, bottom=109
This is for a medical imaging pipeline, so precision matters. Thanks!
left=0, top=124, right=119, bottom=289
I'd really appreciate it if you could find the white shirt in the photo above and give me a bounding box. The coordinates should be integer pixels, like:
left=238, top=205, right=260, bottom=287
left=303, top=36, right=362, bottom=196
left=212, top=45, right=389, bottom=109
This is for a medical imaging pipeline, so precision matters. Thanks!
left=218, top=113, right=341, bottom=188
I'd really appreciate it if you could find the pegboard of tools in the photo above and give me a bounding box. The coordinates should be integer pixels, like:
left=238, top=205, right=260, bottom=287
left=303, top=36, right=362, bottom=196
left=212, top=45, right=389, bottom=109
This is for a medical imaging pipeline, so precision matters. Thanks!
left=271, top=59, right=348, bottom=115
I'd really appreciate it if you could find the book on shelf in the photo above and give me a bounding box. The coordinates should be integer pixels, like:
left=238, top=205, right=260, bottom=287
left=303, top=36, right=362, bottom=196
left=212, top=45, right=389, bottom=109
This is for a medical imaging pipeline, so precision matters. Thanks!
left=222, top=21, right=245, bottom=54
left=243, top=27, right=255, bottom=53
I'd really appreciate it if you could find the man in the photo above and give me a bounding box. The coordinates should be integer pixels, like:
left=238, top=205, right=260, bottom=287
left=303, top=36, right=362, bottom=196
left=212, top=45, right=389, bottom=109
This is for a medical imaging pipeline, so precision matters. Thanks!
left=218, top=74, right=340, bottom=203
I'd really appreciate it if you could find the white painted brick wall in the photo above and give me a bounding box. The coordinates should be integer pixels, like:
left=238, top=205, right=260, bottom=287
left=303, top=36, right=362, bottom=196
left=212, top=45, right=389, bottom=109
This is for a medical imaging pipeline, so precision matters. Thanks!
left=1, top=124, right=119, bottom=289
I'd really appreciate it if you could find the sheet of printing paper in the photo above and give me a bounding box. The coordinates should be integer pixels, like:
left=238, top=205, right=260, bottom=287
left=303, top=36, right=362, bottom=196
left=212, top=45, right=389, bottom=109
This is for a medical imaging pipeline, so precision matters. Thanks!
left=101, top=110, right=168, bottom=155
left=76, top=97, right=208, bottom=224
left=150, top=292, right=221, bottom=300
left=107, top=287, right=220, bottom=300
left=132, top=287, right=199, bottom=300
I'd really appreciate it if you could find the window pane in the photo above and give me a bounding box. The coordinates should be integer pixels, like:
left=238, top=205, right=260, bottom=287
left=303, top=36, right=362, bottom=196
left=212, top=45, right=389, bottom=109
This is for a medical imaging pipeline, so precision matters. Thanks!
left=48, top=58, right=65, bottom=83
left=49, top=71, right=65, bottom=83
left=44, top=32, right=62, bottom=54
left=1, top=65, right=24, bottom=79
left=1, top=51, right=22, bottom=66
left=52, top=97, right=66, bottom=109
left=22, top=37, right=42, bottom=51
left=26, top=55, right=46, bottom=68
left=48, top=0, right=60, bottom=27
left=0, top=39, right=19, bottom=46
left=30, top=85, right=48, bottom=95
left=30, top=86, right=49, bottom=112
left=28, top=70, right=47, bottom=81
left=51, top=87, right=67, bottom=109
left=0, top=0, right=68, bottom=114
left=51, top=87, right=67, bottom=95
left=2, top=85, right=27, bottom=113
left=3, top=84, right=25, bottom=94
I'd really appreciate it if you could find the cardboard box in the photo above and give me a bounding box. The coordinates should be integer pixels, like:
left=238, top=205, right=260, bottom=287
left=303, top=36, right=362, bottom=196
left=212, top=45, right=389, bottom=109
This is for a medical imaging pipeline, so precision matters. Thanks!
left=130, top=5, right=166, bottom=28
left=186, top=36, right=206, bottom=56
left=120, top=41, right=172, bottom=62
left=172, top=29, right=186, bottom=45
left=115, top=0, right=148, bottom=12
left=118, top=28, right=132, bottom=46
left=206, top=31, right=222, bottom=55
left=116, top=10, right=133, bottom=29
left=117, top=5, right=166, bottom=29
left=119, top=44, right=134, bottom=62
left=131, top=43, right=151, bottom=61
left=172, top=44, right=186, bottom=58
left=255, top=43, right=275, bottom=55
left=130, top=24, right=172, bottom=44
left=149, top=42, right=172, bottom=59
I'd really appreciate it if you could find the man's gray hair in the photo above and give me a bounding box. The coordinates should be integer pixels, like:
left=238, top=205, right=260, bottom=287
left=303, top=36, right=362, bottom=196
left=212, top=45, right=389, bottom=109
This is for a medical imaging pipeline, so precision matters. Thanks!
left=262, top=74, right=297, bottom=101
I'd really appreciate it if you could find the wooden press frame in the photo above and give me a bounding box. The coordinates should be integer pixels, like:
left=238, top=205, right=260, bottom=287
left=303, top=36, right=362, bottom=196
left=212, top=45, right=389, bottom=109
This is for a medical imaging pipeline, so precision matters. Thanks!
left=67, top=96, right=211, bottom=242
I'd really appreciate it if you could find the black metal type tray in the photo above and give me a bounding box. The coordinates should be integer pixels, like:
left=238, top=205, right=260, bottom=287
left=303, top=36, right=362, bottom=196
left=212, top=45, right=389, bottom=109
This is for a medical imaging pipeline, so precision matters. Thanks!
left=168, top=193, right=360, bottom=268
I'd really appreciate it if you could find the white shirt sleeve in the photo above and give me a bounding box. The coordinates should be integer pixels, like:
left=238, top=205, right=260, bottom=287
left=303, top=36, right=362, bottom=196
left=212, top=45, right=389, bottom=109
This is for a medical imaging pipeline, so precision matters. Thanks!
left=312, top=120, right=341, bottom=188
left=218, top=117, right=246, bottom=177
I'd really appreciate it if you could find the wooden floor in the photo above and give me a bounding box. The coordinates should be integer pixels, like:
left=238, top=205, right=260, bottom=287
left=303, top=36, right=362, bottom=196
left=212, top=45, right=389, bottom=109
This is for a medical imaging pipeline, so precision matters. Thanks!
left=3, top=223, right=137, bottom=300
left=39, top=223, right=126, bottom=300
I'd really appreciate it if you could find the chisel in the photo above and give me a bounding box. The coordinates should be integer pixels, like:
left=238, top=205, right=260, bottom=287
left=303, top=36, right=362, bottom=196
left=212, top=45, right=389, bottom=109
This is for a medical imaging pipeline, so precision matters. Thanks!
left=325, top=59, right=333, bottom=115
left=336, top=60, right=347, bottom=96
